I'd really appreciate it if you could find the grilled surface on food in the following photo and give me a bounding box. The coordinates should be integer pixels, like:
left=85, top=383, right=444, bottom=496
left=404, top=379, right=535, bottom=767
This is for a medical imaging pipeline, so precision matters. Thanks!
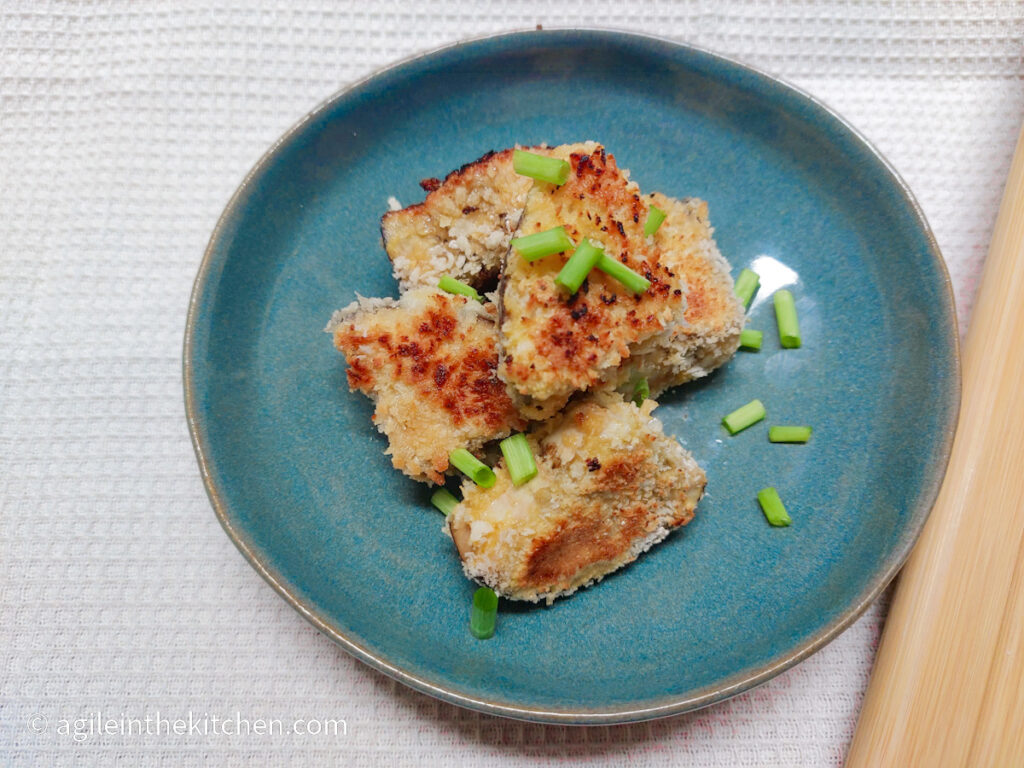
left=609, top=193, right=744, bottom=395
left=497, top=143, right=686, bottom=418
left=448, top=391, right=706, bottom=603
left=381, top=148, right=533, bottom=292
left=327, top=288, right=526, bottom=484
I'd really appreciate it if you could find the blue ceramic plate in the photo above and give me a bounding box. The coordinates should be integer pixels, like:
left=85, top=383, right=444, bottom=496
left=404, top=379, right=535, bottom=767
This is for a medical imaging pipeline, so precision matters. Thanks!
left=185, top=30, right=959, bottom=723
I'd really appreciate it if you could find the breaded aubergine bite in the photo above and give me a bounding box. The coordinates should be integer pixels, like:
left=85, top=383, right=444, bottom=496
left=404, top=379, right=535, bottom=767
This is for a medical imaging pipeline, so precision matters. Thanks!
left=497, top=144, right=686, bottom=418
left=381, top=147, right=534, bottom=292
left=608, top=192, right=745, bottom=395
left=448, top=391, right=706, bottom=603
left=327, top=287, right=526, bottom=484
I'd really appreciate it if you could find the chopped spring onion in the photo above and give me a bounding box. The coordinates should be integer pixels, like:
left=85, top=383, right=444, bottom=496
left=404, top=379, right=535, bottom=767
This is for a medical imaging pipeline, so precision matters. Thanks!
left=644, top=205, right=667, bottom=236
left=470, top=586, right=498, bottom=639
left=632, top=377, right=650, bottom=406
left=757, top=487, right=792, bottom=527
left=511, top=226, right=575, bottom=261
left=735, top=268, right=760, bottom=309
left=722, top=399, right=766, bottom=435
left=438, top=275, right=481, bottom=302
left=430, top=487, right=460, bottom=516
left=769, top=425, right=813, bottom=443
left=499, top=433, right=538, bottom=486
left=596, top=253, right=651, bottom=294
left=773, top=289, right=801, bottom=348
left=513, top=149, right=570, bottom=185
left=739, top=329, right=763, bottom=350
left=448, top=448, right=496, bottom=488
left=555, top=239, right=603, bottom=293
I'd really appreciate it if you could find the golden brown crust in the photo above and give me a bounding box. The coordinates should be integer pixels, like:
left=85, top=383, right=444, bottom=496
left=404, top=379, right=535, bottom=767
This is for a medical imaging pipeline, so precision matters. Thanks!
left=381, top=148, right=535, bottom=291
left=382, top=149, right=513, bottom=225
left=338, top=303, right=511, bottom=432
left=522, top=501, right=650, bottom=589
left=650, top=194, right=741, bottom=335
left=605, top=193, right=744, bottom=394
left=331, top=289, right=525, bottom=484
left=498, top=145, right=685, bottom=407
left=448, top=392, right=705, bottom=602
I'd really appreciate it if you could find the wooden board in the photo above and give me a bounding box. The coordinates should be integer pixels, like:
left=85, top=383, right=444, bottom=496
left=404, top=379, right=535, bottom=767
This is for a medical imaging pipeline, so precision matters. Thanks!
left=846, top=123, right=1024, bottom=767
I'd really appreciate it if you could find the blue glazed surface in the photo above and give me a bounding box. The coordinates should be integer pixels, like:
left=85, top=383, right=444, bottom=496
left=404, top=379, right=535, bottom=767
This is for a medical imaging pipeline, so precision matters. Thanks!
left=184, top=30, right=959, bottom=723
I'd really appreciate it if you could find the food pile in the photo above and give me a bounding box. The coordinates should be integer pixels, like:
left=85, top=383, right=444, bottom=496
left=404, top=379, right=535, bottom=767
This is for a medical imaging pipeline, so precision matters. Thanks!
left=327, top=142, right=800, bottom=634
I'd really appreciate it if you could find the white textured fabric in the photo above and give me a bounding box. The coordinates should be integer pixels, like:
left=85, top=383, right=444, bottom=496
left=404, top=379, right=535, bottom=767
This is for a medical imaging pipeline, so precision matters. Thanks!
left=2, top=2, right=1022, bottom=765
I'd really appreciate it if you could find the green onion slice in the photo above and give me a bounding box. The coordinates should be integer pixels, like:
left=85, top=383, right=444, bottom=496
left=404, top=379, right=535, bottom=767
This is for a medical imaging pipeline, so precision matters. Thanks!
left=769, top=425, right=812, bottom=443
left=722, top=399, right=766, bottom=435
left=448, top=448, right=496, bottom=488
left=513, top=150, right=570, bottom=186
left=511, top=226, right=575, bottom=262
left=632, top=377, right=650, bottom=406
left=470, top=586, right=498, bottom=639
left=595, top=253, right=651, bottom=294
left=773, top=289, right=801, bottom=348
left=735, top=268, right=760, bottom=309
left=555, top=239, right=603, bottom=294
left=430, top=487, right=460, bottom=516
left=438, top=275, right=481, bottom=302
left=644, top=205, right=667, bottom=236
left=739, top=329, right=763, bottom=350
left=757, top=487, right=792, bottom=527
left=499, top=433, right=538, bottom=486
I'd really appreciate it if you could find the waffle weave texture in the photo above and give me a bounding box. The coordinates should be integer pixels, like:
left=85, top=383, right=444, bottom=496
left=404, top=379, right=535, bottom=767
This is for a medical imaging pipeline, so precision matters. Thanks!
left=2, top=2, right=1022, bottom=765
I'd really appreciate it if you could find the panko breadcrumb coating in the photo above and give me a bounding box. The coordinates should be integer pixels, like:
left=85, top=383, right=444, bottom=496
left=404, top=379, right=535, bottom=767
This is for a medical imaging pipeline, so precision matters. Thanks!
left=497, top=143, right=686, bottom=417
left=608, top=192, right=744, bottom=395
left=327, top=288, right=526, bottom=484
left=381, top=147, right=534, bottom=292
left=380, top=144, right=742, bottom=404
left=448, top=391, right=706, bottom=603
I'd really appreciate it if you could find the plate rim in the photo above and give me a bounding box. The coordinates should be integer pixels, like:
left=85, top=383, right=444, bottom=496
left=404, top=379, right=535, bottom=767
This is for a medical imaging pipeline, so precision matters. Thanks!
left=183, top=26, right=961, bottom=724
